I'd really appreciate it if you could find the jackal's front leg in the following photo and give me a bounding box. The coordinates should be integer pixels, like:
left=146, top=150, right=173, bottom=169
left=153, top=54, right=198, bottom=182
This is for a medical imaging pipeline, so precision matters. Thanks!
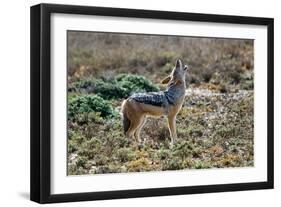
left=168, top=115, right=177, bottom=147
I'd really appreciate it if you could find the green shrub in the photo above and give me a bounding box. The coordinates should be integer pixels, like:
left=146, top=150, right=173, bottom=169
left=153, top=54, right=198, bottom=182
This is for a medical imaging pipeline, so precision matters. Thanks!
left=69, top=78, right=127, bottom=100
left=194, top=160, right=212, bottom=169
left=73, top=112, right=105, bottom=125
left=94, top=79, right=127, bottom=99
left=68, top=140, right=78, bottom=153
left=241, top=80, right=254, bottom=90
left=186, top=124, right=204, bottom=137
left=94, top=155, right=109, bottom=165
left=172, top=141, right=194, bottom=159
left=229, top=71, right=242, bottom=84
left=116, top=74, right=159, bottom=95
left=77, top=138, right=103, bottom=159
left=76, top=156, right=87, bottom=168
left=69, top=74, right=159, bottom=99
left=115, top=148, right=136, bottom=162
left=68, top=94, right=116, bottom=118
left=68, top=79, right=94, bottom=92
left=216, top=126, right=237, bottom=138
left=114, top=135, right=131, bottom=148
left=156, top=148, right=171, bottom=160
left=162, top=157, right=185, bottom=170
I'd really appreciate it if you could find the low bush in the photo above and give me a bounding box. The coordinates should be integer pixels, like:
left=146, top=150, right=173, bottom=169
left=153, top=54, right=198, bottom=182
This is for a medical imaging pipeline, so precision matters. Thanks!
left=116, top=74, right=159, bottom=95
left=194, top=160, right=212, bottom=169
left=68, top=78, right=127, bottom=100
left=229, top=71, right=242, bottom=84
left=156, top=148, right=171, bottom=160
left=216, top=126, right=238, bottom=138
left=186, top=124, right=204, bottom=137
left=162, top=157, right=185, bottom=170
left=172, top=141, right=194, bottom=159
left=69, top=74, right=159, bottom=100
left=68, top=94, right=116, bottom=119
left=241, top=80, right=254, bottom=90
left=115, top=148, right=136, bottom=162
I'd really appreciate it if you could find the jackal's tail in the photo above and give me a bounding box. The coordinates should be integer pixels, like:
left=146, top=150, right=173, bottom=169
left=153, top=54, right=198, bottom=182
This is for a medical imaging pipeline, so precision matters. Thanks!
left=121, top=100, right=131, bottom=134
left=123, top=113, right=130, bottom=134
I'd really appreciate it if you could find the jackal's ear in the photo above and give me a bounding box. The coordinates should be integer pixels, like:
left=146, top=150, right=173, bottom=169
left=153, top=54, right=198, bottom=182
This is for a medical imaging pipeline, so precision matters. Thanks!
left=161, top=76, right=171, bottom=84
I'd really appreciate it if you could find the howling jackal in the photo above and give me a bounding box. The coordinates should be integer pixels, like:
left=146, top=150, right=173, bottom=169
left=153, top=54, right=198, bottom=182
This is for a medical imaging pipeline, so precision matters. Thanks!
left=121, top=59, right=189, bottom=146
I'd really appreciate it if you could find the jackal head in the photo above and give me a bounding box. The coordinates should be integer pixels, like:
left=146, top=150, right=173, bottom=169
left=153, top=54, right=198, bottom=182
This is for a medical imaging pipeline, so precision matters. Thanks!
left=161, top=59, right=189, bottom=85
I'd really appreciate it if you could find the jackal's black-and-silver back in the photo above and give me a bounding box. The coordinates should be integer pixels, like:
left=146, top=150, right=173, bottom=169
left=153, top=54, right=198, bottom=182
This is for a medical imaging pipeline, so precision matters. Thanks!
left=130, top=83, right=186, bottom=107
left=130, top=92, right=169, bottom=107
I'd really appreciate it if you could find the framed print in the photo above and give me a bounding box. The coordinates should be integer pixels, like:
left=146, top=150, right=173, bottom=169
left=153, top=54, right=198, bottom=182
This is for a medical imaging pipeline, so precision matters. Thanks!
left=30, top=3, right=274, bottom=203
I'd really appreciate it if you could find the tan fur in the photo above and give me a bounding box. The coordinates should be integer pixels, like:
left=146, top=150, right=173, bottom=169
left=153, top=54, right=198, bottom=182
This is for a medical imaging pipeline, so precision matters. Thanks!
left=121, top=59, right=189, bottom=146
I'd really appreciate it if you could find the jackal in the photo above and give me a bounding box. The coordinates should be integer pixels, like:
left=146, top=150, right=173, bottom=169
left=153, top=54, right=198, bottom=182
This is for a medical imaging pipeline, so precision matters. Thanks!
left=121, top=59, right=189, bottom=146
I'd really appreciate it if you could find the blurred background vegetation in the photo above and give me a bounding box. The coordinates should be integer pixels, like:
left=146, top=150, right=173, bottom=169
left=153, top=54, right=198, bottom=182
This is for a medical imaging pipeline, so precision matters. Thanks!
left=67, top=31, right=254, bottom=175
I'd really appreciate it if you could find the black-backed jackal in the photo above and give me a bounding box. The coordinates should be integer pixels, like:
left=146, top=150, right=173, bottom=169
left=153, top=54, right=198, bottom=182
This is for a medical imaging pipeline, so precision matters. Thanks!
left=121, top=59, right=189, bottom=146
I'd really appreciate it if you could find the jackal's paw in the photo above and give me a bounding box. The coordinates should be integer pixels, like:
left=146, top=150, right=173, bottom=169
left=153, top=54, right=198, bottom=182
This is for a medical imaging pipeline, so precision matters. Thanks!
left=169, top=141, right=174, bottom=149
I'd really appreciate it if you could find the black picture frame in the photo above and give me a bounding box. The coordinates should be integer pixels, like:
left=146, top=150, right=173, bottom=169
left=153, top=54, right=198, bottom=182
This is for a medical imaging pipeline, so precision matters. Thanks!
left=30, top=3, right=274, bottom=204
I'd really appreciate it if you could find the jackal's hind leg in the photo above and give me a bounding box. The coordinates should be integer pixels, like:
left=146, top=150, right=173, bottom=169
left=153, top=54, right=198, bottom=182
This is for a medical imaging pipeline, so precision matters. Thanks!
left=134, top=117, right=146, bottom=142
left=126, top=115, right=143, bottom=142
